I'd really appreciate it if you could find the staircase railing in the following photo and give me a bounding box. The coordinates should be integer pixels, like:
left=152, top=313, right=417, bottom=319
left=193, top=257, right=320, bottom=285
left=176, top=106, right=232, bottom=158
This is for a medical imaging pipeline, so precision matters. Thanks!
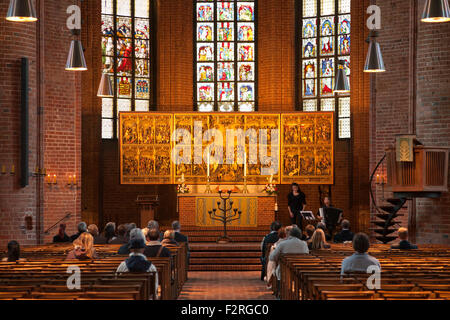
left=369, top=153, right=386, bottom=214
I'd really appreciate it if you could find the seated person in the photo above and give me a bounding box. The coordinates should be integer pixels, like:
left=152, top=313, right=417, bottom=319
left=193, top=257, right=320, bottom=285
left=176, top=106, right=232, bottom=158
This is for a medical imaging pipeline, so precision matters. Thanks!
left=144, top=229, right=171, bottom=258
left=269, top=227, right=309, bottom=281
left=304, top=224, right=315, bottom=242
left=70, top=222, right=87, bottom=242
left=316, top=196, right=333, bottom=221
left=116, top=236, right=159, bottom=299
left=88, top=224, right=107, bottom=244
left=341, top=233, right=381, bottom=275
left=334, top=220, right=355, bottom=243
left=161, top=230, right=179, bottom=248
left=118, top=228, right=142, bottom=255
left=265, top=227, right=287, bottom=288
left=316, top=222, right=331, bottom=241
left=147, top=220, right=164, bottom=241
left=172, top=221, right=188, bottom=243
left=260, top=221, right=282, bottom=281
left=309, top=229, right=331, bottom=250
left=53, top=223, right=71, bottom=243
left=2, top=240, right=26, bottom=262
left=391, top=228, right=418, bottom=250
left=125, top=223, right=137, bottom=241
left=66, top=232, right=98, bottom=261
left=103, top=222, right=117, bottom=244
left=109, top=224, right=128, bottom=244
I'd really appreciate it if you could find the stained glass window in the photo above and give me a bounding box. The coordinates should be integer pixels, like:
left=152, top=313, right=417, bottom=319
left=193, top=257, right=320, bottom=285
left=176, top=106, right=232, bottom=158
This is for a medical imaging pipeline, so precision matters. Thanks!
left=299, top=0, right=351, bottom=138
left=196, top=1, right=257, bottom=112
left=101, top=0, right=154, bottom=139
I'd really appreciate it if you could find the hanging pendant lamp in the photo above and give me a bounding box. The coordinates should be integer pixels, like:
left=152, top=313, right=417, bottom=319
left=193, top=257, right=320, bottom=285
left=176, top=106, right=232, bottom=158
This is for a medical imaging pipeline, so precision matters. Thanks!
left=334, top=60, right=350, bottom=93
left=364, top=31, right=385, bottom=73
left=65, top=30, right=87, bottom=71
left=421, top=0, right=450, bottom=23
left=97, top=73, right=113, bottom=97
left=6, top=0, right=37, bottom=22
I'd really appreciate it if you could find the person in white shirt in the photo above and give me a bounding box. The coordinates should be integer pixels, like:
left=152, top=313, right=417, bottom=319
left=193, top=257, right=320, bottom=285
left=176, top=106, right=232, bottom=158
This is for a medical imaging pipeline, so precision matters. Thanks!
left=341, top=232, right=381, bottom=275
left=269, top=227, right=309, bottom=281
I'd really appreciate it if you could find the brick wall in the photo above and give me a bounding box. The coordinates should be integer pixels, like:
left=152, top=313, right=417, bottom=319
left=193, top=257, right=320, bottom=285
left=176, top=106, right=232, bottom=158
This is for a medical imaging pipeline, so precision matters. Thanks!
left=0, top=0, right=82, bottom=247
left=371, top=0, right=450, bottom=244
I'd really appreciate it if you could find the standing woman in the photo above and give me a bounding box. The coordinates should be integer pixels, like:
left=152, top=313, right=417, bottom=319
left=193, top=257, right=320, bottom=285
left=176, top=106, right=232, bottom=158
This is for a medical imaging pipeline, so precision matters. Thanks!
left=287, top=183, right=307, bottom=230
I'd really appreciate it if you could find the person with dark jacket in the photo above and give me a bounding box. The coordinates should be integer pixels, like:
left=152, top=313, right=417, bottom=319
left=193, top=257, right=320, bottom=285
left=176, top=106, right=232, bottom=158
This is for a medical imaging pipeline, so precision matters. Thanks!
left=104, top=222, right=117, bottom=244
left=334, top=220, right=354, bottom=243
left=172, top=221, right=188, bottom=243
left=53, top=223, right=71, bottom=243
left=70, top=222, right=87, bottom=242
left=391, top=228, right=418, bottom=250
left=88, top=224, right=107, bottom=244
left=144, top=229, right=171, bottom=258
left=110, top=224, right=128, bottom=244
left=118, top=228, right=143, bottom=255
left=260, top=221, right=282, bottom=281
left=1, top=241, right=26, bottom=262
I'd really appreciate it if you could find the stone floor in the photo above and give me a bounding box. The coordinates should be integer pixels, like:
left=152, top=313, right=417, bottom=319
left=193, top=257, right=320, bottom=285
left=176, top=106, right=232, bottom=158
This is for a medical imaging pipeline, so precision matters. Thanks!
left=178, top=271, right=276, bottom=300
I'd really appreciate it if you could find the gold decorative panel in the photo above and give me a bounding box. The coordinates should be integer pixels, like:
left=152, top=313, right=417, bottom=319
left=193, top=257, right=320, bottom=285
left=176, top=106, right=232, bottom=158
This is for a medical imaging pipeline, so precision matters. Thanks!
left=119, top=112, right=334, bottom=185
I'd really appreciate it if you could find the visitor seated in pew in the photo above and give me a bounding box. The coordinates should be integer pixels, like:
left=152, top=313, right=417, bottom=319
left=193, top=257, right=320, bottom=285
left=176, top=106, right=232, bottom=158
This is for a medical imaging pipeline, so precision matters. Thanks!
left=316, top=222, right=331, bottom=241
left=265, top=227, right=287, bottom=288
left=269, top=227, right=309, bottom=282
left=118, top=228, right=143, bottom=255
left=260, top=221, right=282, bottom=281
left=66, top=232, right=98, bottom=261
left=161, top=230, right=179, bottom=248
left=309, top=228, right=331, bottom=250
left=341, top=233, right=381, bottom=275
left=144, top=229, right=171, bottom=258
left=88, top=224, right=107, bottom=244
left=109, top=224, right=128, bottom=244
left=70, top=221, right=87, bottom=242
left=145, top=220, right=164, bottom=242
left=390, top=228, right=418, bottom=250
left=125, top=223, right=137, bottom=242
left=172, top=220, right=190, bottom=263
left=104, top=222, right=117, bottom=244
left=1, top=240, right=26, bottom=262
left=52, top=223, right=71, bottom=243
left=116, top=236, right=159, bottom=298
left=333, top=220, right=354, bottom=243
left=304, top=224, right=315, bottom=242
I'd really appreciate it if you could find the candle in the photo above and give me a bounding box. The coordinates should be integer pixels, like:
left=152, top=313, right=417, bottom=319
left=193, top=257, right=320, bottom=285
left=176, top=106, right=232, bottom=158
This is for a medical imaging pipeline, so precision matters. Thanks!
left=376, top=174, right=380, bottom=184
left=68, top=175, right=73, bottom=185
left=275, top=202, right=278, bottom=211
left=1, top=165, right=5, bottom=174
left=207, top=152, right=210, bottom=177
left=53, top=174, right=57, bottom=184
left=35, top=166, right=39, bottom=175
left=47, top=174, right=51, bottom=184
left=11, top=165, right=15, bottom=174
left=244, top=152, right=247, bottom=177
left=73, top=175, right=76, bottom=185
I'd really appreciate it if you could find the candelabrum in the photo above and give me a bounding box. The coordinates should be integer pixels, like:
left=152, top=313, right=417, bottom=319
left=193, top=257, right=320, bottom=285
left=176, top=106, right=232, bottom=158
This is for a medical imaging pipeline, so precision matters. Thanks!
left=208, top=190, right=242, bottom=244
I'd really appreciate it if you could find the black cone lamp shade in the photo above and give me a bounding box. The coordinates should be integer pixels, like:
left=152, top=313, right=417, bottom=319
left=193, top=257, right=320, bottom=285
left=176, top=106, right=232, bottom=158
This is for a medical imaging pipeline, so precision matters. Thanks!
left=97, top=73, right=113, bottom=97
left=364, top=31, right=385, bottom=73
left=65, top=39, right=87, bottom=71
left=422, top=0, right=450, bottom=22
left=6, top=0, right=37, bottom=22
left=334, top=60, right=350, bottom=93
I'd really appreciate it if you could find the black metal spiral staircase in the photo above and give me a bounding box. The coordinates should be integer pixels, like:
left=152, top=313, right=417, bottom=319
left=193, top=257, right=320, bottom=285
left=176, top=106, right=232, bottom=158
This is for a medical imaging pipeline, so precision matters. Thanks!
left=369, top=153, right=405, bottom=244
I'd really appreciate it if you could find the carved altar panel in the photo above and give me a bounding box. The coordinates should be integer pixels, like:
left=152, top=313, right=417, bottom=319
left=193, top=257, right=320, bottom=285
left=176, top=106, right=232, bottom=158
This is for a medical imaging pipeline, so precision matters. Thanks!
left=281, top=112, right=334, bottom=184
left=120, top=113, right=173, bottom=184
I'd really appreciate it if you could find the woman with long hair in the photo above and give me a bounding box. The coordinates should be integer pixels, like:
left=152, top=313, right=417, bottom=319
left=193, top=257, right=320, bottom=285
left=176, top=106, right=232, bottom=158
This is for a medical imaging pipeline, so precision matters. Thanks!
left=309, top=229, right=331, bottom=250
left=287, top=183, right=307, bottom=230
left=66, top=232, right=98, bottom=260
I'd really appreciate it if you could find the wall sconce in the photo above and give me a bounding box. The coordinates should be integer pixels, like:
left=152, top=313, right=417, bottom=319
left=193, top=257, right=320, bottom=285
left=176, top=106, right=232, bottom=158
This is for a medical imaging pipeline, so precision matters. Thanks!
left=47, top=174, right=57, bottom=185
left=32, top=166, right=47, bottom=177
left=67, top=174, right=77, bottom=187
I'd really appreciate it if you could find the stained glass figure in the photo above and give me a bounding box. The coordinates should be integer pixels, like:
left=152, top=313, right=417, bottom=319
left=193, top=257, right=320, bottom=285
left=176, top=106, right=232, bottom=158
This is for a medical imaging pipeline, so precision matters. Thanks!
left=196, top=1, right=256, bottom=111
left=101, top=0, right=153, bottom=139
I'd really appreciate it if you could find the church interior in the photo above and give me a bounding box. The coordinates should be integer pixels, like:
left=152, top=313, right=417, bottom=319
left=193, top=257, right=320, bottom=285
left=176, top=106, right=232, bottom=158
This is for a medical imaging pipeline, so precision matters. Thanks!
left=0, top=0, right=449, bottom=302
